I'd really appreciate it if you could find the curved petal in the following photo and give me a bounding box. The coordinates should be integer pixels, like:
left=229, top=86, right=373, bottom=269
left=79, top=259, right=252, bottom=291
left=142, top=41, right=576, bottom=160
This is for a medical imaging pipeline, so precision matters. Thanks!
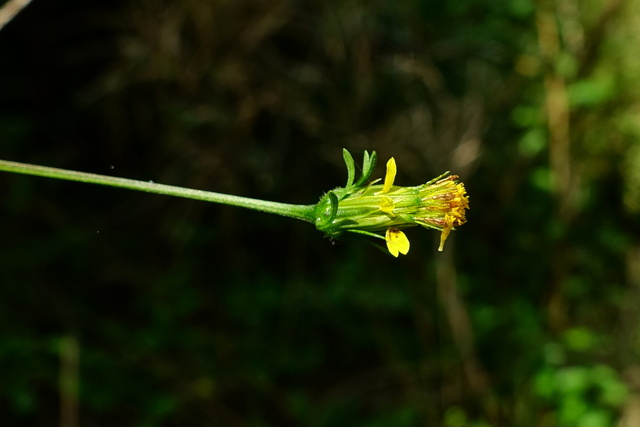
left=386, top=228, right=410, bottom=257
left=381, top=157, right=397, bottom=193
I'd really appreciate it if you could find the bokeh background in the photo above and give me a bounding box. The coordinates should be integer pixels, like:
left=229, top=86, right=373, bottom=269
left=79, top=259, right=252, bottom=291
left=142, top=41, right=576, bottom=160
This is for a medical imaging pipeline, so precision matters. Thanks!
left=1, top=0, right=640, bottom=426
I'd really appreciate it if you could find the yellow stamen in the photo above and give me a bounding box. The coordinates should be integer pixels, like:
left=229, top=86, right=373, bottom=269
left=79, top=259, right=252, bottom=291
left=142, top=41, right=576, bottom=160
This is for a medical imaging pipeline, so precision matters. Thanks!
left=386, top=228, right=410, bottom=257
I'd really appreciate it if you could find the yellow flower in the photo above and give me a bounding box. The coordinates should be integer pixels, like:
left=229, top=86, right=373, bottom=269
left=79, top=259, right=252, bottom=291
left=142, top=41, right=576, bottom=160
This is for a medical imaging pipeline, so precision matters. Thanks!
left=386, top=228, right=410, bottom=257
left=314, top=150, right=469, bottom=256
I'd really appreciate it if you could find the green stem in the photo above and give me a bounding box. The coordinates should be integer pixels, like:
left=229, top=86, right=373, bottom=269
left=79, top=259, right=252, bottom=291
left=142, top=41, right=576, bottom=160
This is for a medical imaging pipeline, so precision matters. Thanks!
left=0, top=159, right=316, bottom=223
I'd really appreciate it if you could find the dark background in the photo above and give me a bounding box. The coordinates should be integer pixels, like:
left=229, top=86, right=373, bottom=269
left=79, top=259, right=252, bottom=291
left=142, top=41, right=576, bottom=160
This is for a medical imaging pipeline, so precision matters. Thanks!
left=1, top=0, right=639, bottom=426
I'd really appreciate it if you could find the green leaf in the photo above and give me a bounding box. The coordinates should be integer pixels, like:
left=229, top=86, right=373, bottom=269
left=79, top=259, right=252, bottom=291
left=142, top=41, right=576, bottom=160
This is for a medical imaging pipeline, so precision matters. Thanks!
left=355, top=150, right=377, bottom=187
left=342, top=148, right=356, bottom=188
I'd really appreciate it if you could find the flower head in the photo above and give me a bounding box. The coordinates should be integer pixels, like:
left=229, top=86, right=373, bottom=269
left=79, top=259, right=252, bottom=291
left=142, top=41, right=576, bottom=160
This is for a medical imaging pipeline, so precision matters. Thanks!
left=314, top=150, right=469, bottom=256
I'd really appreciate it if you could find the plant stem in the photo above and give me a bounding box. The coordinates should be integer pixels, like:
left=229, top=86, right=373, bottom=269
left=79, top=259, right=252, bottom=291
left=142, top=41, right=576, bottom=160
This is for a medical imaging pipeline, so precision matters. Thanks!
left=0, top=159, right=317, bottom=223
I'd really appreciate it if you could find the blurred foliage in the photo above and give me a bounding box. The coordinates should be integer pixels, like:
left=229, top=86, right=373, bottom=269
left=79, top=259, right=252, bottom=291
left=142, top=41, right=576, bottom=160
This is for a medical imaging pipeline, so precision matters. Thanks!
left=1, top=0, right=640, bottom=426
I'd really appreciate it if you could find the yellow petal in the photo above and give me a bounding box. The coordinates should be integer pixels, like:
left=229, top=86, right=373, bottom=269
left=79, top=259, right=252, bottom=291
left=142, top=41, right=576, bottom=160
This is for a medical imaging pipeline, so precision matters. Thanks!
left=379, top=196, right=395, bottom=214
left=381, top=157, right=397, bottom=193
left=386, top=228, right=410, bottom=257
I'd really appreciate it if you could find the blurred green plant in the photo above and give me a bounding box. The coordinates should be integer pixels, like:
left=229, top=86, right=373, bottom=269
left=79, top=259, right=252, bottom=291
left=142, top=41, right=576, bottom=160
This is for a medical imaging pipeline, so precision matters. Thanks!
left=535, top=360, right=628, bottom=427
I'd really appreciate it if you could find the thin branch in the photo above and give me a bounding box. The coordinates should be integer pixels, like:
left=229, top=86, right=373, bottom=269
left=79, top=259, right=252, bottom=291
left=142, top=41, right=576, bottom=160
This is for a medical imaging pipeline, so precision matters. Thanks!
left=0, top=0, right=33, bottom=31
left=0, top=159, right=317, bottom=223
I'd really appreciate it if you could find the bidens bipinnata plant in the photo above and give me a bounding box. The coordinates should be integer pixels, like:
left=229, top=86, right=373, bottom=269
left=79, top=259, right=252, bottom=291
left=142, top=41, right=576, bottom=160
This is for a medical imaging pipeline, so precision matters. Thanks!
left=0, top=149, right=468, bottom=257
left=314, top=149, right=469, bottom=256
